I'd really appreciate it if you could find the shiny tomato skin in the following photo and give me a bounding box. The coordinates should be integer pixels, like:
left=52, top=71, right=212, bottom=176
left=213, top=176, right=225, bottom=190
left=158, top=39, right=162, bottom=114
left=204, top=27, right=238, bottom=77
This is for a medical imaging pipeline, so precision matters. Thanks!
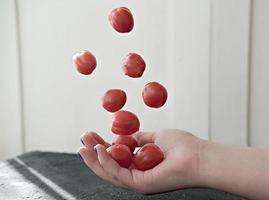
left=111, top=110, right=140, bottom=135
left=142, top=82, right=168, bottom=108
left=112, top=135, right=138, bottom=153
left=109, top=7, right=134, bottom=33
left=122, top=53, right=146, bottom=78
left=107, top=144, right=132, bottom=168
left=133, top=143, right=164, bottom=171
left=73, top=50, right=96, bottom=75
left=102, top=89, right=127, bottom=112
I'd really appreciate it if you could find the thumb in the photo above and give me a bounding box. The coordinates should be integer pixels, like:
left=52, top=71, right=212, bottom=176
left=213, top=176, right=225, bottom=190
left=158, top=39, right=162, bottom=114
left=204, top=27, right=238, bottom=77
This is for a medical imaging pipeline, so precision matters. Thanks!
left=133, top=131, right=156, bottom=147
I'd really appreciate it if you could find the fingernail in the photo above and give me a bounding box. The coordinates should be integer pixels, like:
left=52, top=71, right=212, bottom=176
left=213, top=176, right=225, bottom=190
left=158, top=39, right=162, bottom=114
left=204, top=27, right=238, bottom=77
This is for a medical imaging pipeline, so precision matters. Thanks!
left=77, top=152, right=83, bottom=161
left=93, top=145, right=98, bottom=156
left=80, top=138, right=85, bottom=145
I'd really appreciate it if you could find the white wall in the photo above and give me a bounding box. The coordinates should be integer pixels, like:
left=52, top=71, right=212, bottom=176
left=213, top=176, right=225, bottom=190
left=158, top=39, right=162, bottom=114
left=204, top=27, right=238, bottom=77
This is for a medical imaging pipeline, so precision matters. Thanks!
left=0, top=0, right=23, bottom=159
left=18, top=0, right=174, bottom=154
left=172, top=0, right=210, bottom=140
left=209, top=0, right=251, bottom=145
left=249, top=0, right=269, bottom=148
left=1, top=0, right=269, bottom=160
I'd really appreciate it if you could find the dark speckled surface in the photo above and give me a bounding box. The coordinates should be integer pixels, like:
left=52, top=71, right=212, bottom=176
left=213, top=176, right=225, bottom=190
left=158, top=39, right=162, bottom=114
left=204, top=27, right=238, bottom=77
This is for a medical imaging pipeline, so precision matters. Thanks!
left=0, top=151, right=247, bottom=200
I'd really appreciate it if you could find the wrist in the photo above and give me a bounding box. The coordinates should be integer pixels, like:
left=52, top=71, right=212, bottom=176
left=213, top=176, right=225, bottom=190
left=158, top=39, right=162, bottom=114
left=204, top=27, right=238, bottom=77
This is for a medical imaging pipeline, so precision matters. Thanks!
left=178, top=137, right=212, bottom=188
left=194, top=139, right=269, bottom=199
left=195, top=138, right=213, bottom=187
left=195, top=139, right=247, bottom=189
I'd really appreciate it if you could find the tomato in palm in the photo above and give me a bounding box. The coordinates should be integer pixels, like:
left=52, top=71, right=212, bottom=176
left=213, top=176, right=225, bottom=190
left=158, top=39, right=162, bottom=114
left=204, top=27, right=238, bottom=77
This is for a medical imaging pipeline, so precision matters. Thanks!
left=142, top=82, right=168, bottom=108
left=109, top=7, right=134, bottom=33
left=102, top=89, right=127, bottom=112
left=122, top=53, right=146, bottom=78
left=107, top=144, right=132, bottom=168
left=73, top=50, right=96, bottom=75
left=133, top=143, right=164, bottom=171
left=111, top=110, right=140, bottom=135
left=112, top=135, right=138, bottom=153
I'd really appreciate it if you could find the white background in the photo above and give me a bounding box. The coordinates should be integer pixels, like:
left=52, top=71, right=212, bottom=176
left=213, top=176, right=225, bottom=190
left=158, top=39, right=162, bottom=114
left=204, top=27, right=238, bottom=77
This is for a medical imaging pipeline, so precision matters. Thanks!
left=0, top=0, right=268, bottom=160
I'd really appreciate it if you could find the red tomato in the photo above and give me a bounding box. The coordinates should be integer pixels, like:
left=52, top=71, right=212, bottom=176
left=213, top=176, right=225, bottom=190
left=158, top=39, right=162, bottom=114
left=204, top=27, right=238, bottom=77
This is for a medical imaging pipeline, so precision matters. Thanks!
left=133, top=143, right=164, bottom=171
left=142, top=82, right=168, bottom=108
left=112, top=135, right=138, bottom=153
left=122, top=53, right=145, bottom=78
left=111, top=110, right=140, bottom=135
left=102, top=89, right=127, bottom=112
left=73, top=50, right=96, bottom=75
left=109, top=7, right=134, bottom=33
left=107, top=144, right=132, bottom=168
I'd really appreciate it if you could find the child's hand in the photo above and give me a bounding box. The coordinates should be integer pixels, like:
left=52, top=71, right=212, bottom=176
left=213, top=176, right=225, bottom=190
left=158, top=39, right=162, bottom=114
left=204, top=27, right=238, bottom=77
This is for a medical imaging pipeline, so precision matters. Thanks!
left=79, top=129, right=202, bottom=194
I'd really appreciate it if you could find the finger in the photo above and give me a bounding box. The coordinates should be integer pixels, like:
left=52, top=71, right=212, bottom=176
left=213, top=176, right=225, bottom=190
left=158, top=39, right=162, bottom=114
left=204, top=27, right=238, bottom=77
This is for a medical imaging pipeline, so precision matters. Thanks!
left=133, top=131, right=156, bottom=147
left=81, top=131, right=98, bottom=147
left=91, top=132, right=111, bottom=148
left=81, top=131, right=110, bottom=148
left=79, top=146, right=123, bottom=187
left=80, top=132, right=123, bottom=187
left=95, top=144, right=134, bottom=188
left=78, top=146, right=103, bottom=176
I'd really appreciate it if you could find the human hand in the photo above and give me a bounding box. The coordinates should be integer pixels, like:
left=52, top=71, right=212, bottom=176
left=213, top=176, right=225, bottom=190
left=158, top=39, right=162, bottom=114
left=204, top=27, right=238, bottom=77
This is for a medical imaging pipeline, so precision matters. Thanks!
left=79, top=129, right=203, bottom=194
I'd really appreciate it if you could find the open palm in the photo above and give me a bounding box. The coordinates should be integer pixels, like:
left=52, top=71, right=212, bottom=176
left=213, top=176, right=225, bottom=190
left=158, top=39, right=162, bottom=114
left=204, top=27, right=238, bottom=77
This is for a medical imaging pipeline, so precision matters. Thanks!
left=79, top=129, right=201, bottom=194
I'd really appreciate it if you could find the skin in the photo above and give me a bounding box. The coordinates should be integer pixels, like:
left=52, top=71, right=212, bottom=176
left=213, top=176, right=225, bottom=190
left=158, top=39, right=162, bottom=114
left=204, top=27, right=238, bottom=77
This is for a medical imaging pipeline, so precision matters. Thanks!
left=79, top=129, right=269, bottom=199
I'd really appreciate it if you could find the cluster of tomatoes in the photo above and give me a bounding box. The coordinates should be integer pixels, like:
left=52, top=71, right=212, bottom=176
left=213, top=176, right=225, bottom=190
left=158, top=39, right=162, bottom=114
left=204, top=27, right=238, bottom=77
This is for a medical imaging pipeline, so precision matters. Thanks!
left=73, top=7, right=167, bottom=171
